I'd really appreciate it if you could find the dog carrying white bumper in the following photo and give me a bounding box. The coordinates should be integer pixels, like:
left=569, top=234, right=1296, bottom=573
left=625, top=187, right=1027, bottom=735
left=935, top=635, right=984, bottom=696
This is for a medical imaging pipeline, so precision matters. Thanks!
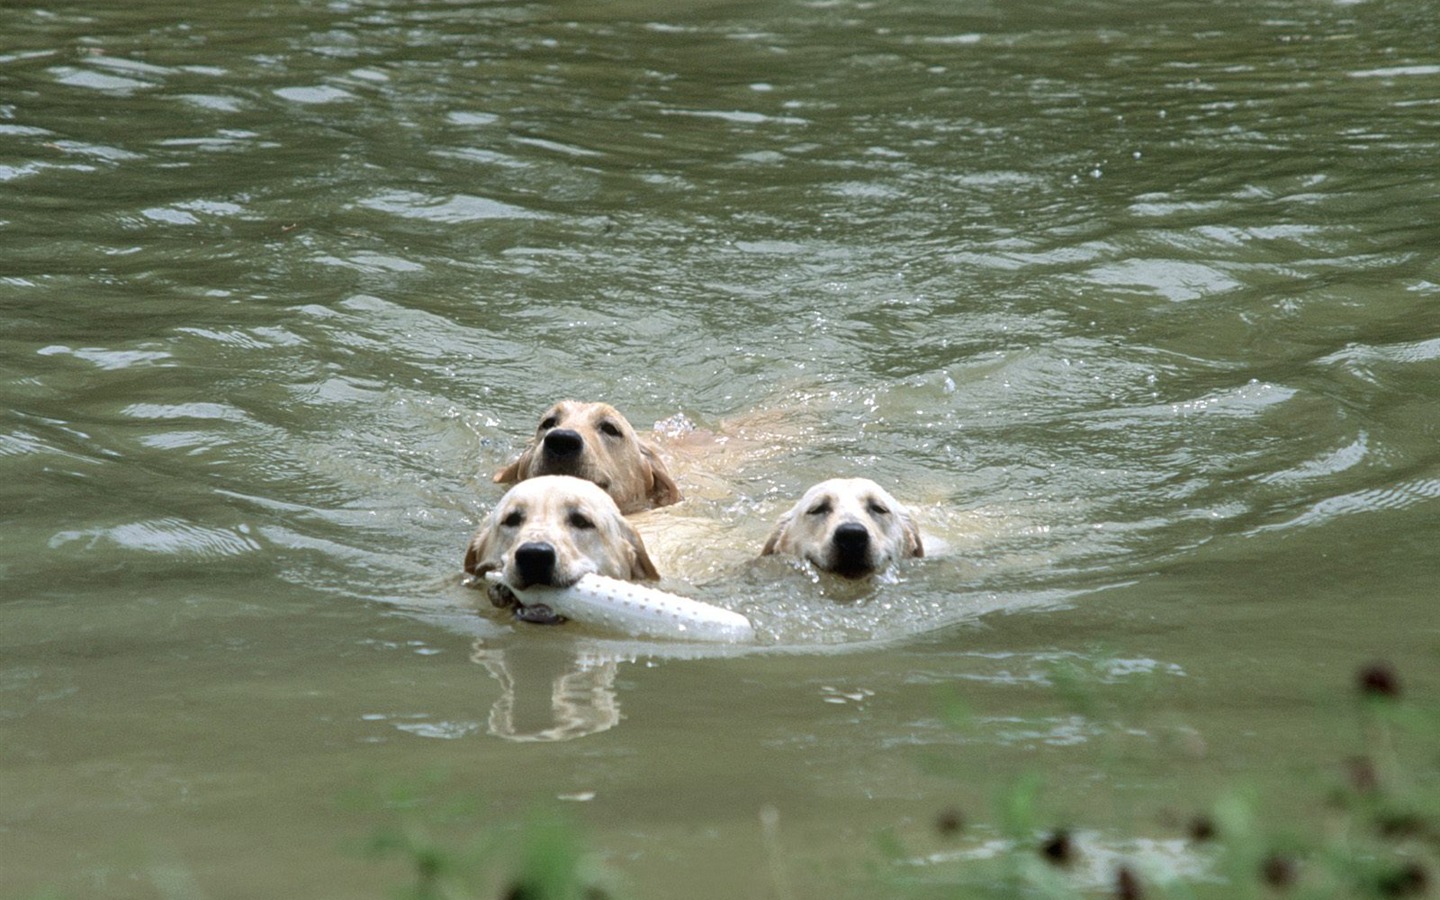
left=485, top=572, right=754, bottom=643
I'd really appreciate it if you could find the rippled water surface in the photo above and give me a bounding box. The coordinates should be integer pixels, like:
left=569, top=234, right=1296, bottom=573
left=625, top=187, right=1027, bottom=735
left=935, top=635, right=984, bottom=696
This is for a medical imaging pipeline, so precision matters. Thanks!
left=3, top=0, right=1438, bottom=896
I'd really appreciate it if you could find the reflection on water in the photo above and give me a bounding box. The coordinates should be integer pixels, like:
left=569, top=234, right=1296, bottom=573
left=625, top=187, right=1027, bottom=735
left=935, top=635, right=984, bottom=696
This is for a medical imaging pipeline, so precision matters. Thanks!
left=471, top=640, right=623, bottom=743
left=2, top=0, right=1439, bottom=895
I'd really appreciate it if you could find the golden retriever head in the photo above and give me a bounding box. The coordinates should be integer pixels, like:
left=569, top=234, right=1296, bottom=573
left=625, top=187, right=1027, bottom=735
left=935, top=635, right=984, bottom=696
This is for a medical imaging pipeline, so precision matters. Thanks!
left=494, top=400, right=681, bottom=515
left=762, top=478, right=923, bottom=578
left=465, top=476, right=660, bottom=615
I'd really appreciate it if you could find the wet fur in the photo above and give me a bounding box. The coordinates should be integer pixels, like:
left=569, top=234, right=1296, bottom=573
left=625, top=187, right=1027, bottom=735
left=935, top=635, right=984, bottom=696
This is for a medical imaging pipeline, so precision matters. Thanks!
left=465, top=476, right=659, bottom=617
left=495, top=400, right=681, bottom=515
left=762, top=478, right=923, bottom=577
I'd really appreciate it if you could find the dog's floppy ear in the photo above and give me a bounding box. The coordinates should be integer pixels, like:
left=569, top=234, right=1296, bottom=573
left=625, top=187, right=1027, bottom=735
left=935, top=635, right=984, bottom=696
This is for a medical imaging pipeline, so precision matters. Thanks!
left=898, top=508, right=924, bottom=558
left=621, top=520, right=661, bottom=581
left=760, top=512, right=793, bottom=556
left=493, top=445, right=535, bottom=485
left=463, top=523, right=496, bottom=576
left=639, top=440, right=682, bottom=508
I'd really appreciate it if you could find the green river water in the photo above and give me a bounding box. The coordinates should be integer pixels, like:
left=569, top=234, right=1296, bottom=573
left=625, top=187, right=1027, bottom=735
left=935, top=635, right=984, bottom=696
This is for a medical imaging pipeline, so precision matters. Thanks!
left=2, top=0, right=1438, bottom=896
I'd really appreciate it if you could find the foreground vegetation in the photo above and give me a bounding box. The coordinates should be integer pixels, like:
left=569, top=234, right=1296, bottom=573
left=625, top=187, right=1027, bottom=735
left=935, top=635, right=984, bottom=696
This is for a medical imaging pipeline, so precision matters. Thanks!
left=362, top=660, right=1437, bottom=899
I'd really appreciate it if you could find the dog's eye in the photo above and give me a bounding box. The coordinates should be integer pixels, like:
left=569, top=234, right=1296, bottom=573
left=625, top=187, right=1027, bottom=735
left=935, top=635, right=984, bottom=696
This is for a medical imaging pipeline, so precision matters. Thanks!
left=598, top=420, right=622, bottom=438
left=569, top=512, right=596, bottom=530
left=539, top=415, right=559, bottom=430
left=501, top=510, right=524, bottom=528
left=867, top=500, right=890, bottom=516
left=806, top=501, right=832, bottom=516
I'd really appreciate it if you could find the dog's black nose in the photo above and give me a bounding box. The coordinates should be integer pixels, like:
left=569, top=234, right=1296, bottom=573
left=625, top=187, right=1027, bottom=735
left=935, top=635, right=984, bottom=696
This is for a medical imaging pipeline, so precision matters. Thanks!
left=830, top=522, right=873, bottom=576
left=833, top=522, right=871, bottom=552
left=542, top=428, right=584, bottom=458
left=513, top=541, right=558, bottom=586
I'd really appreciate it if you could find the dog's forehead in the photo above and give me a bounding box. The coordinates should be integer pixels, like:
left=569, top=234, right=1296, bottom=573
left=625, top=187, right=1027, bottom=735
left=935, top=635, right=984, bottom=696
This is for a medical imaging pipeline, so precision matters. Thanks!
left=505, top=475, right=612, bottom=510
left=799, top=483, right=838, bottom=507
left=839, top=490, right=880, bottom=514
left=496, top=484, right=535, bottom=513
left=557, top=493, right=603, bottom=518
left=861, top=483, right=898, bottom=507
left=809, top=478, right=871, bottom=498
left=802, top=478, right=896, bottom=514
left=538, top=400, right=572, bottom=425
left=548, top=400, right=626, bottom=427
left=583, top=402, right=627, bottom=428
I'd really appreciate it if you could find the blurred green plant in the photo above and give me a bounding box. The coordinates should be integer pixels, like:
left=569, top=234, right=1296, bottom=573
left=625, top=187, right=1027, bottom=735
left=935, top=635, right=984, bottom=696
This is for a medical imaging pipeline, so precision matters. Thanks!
left=875, top=658, right=1437, bottom=899
left=355, top=659, right=1435, bottom=899
left=350, top=771, right=619, bottom=900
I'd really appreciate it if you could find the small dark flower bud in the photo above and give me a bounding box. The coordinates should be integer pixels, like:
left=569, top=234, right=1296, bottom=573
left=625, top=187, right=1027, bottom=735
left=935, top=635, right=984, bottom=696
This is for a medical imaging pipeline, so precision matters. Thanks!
left=1358, top=662, right=1401, bottom=699
left=503, top=882, right=538, bottom=900
left=1187, top=815, right=1216, bottom=843
left=1040, top=829, right=1074, bottom=867
left=1347, top=756, right=1380, bottom=794
left=1116, top=864, right=1145, bottom=900
left=1261, top=853, right=1297, bottom=890
left=1376, top=812, right=1425, bottom=840
left=934, top=807, right=965, bottom=837
left=1377, top=861, right=1427, bottom=897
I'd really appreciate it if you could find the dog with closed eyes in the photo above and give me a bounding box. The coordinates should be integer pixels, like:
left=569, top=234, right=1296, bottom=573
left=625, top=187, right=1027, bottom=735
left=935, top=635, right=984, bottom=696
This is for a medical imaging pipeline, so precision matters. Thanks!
left=762, top=477, right=923, bottom=578
left=495, top=400, right=682, bottom=515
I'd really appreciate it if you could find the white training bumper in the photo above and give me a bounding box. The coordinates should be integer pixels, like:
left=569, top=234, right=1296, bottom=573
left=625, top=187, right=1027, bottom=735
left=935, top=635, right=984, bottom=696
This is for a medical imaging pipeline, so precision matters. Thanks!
left=485, top=571, right=755, bottom=643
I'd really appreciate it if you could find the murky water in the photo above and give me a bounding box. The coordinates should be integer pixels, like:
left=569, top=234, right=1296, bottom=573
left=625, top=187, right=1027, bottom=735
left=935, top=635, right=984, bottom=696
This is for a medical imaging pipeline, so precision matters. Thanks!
left=3, top=0, right=1437, bottom=896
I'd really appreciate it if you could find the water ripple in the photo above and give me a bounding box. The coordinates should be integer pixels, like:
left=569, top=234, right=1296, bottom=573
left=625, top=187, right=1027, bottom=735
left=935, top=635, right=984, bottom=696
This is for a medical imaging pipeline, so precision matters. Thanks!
left=48, top=66, right=153, bottom=94
left=1259, top=432, right=1370, bottom=485
left=356, top=189, right=543, bottom=223
left=49, top=518, right=262, bottom=559
left=1253, top=477, right=1440, bottom=534
left=36, top=345, right=173, bottom=370
left=1318, top=335, right=1440, bottom=381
